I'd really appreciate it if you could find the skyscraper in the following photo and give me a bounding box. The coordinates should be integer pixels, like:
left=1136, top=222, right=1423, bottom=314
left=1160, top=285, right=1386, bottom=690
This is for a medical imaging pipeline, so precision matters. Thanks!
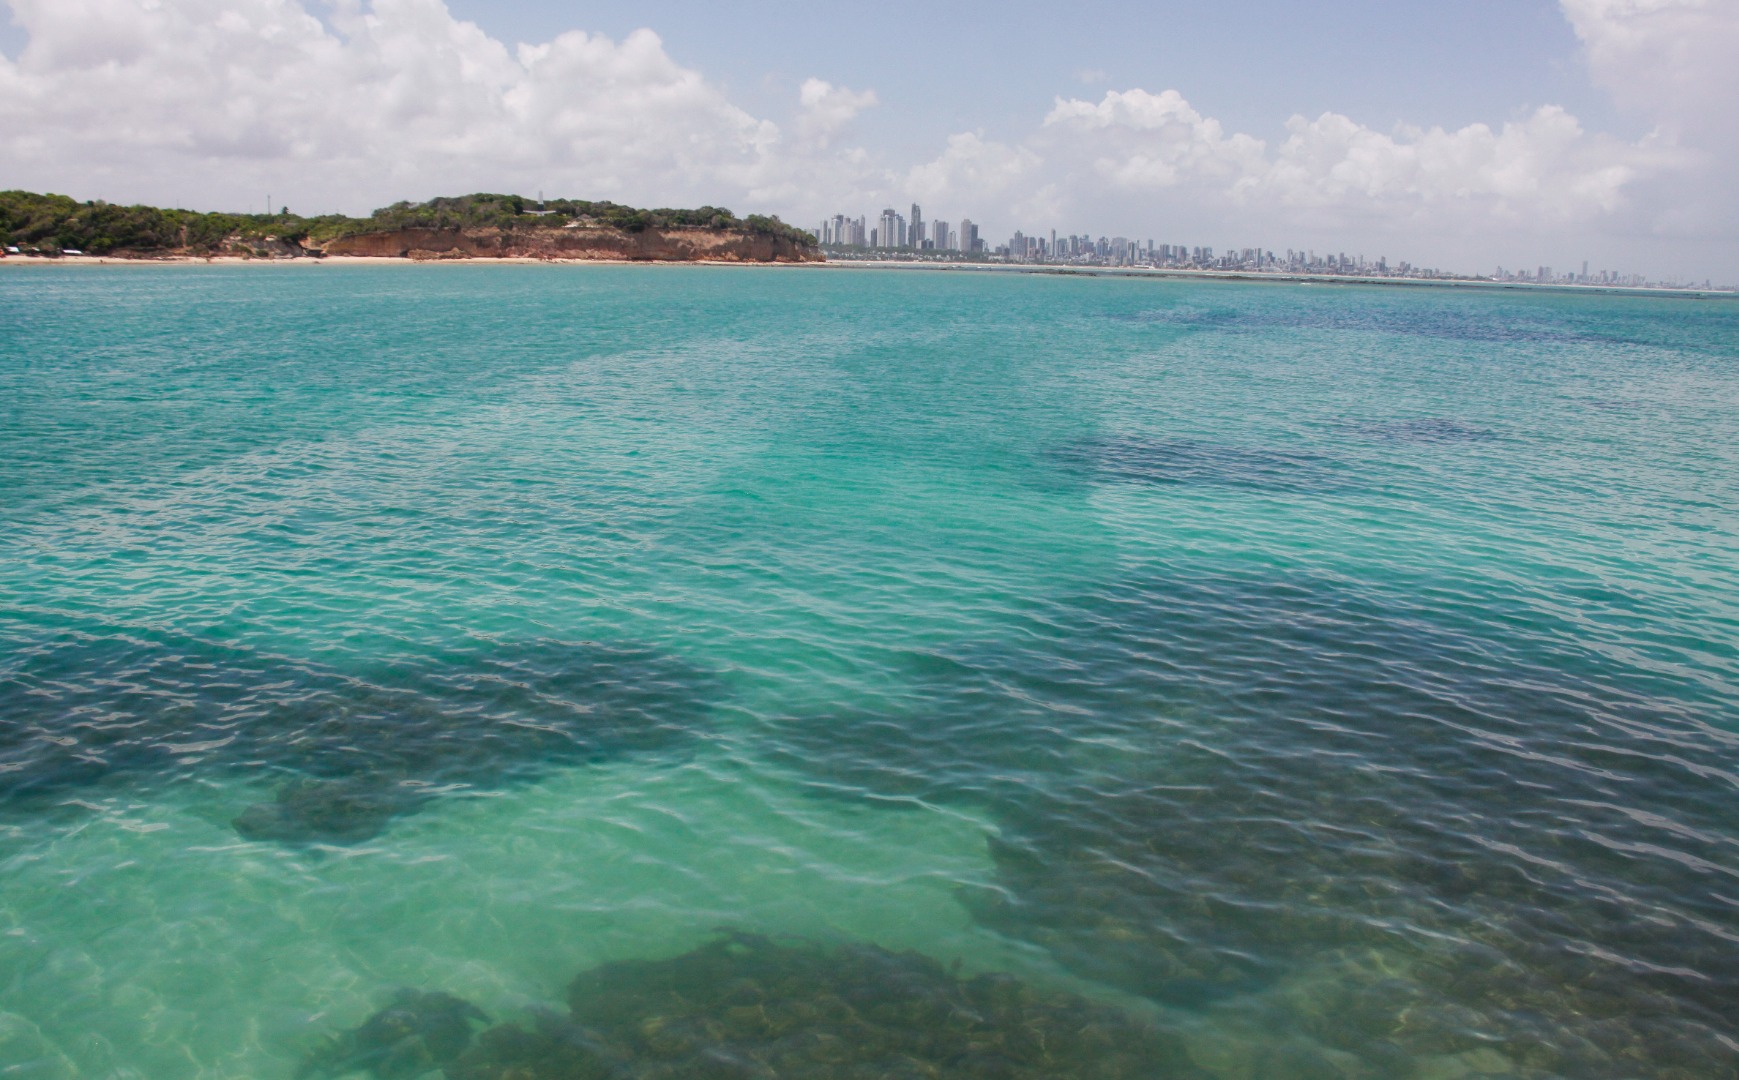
left=932, top=219, right=949, bottom=250
left=910, top=204, right=923, bottom=250
left=960, top=219, right=978, bottom=254
left=878, top=208, right=907, bottom=249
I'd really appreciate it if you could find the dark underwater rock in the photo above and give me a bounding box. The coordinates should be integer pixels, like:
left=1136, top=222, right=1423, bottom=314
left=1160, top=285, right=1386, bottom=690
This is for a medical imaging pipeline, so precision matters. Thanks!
left=299, top=988, right=488, bottom=1079
left=1334, top=416, right=1496, bottom=443
left=0, top=634, right=714, bottom=831
left=747, top=566, right=1739, bottom=1077
left=956, top=833, right=1280, bottom=1008
left=1048, top=434, right=1334, bottom=492
left=448, top=932, right=1205, bottom=1080
left=447, top=1008, right=631, bottom=1080
left=233, top=777, right=425, bottom=844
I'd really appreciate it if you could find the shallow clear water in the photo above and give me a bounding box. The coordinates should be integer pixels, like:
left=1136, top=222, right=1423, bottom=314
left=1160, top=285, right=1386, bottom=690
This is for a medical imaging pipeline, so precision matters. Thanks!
left=1, top=264, right=1736, bottom=1079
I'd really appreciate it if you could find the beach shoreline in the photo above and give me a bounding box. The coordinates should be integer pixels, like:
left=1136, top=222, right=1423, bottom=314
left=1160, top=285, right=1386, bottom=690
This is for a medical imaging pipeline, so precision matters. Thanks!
left=2, top=252, right=1729, bottom=298
left=806, top=259, right=1736, bottom=298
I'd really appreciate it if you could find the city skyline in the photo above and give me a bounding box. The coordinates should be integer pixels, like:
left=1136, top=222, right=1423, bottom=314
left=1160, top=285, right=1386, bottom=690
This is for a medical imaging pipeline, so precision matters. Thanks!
left=812, top=204, right=1724, bottom=290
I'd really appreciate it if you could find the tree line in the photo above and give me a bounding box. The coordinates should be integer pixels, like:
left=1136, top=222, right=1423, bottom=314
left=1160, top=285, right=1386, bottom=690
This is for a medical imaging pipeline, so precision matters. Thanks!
left=0, top=191, right=816, bottom=256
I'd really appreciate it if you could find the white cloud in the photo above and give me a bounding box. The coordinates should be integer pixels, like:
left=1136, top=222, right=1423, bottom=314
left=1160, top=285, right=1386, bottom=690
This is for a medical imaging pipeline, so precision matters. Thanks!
left=1557, top=0, right=1739, bottom=248
left=795, top=77, right=877, bottom=143
left=1042, top=88, right=1266, bottom=190
left=0, top=0, right=789, bottom=213
left=1560, top=0, right=1739, bottom=134
left=1259, top=106, right=1666, bottom=220
left=905, top=132, right=1040, bottom=204
left=1035, top=88, right=1665, bottom=225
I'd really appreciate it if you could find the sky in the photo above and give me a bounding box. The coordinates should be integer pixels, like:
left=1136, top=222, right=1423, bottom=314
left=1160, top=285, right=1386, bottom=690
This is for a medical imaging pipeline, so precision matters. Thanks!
left=2, top=0, right=1736, bottom=280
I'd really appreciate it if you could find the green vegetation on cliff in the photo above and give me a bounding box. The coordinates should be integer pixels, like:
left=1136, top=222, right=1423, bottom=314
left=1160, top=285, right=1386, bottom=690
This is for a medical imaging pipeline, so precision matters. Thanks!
left=0, top=191, right=816, bottom=256
left=0, top=190, right=324, bottom=256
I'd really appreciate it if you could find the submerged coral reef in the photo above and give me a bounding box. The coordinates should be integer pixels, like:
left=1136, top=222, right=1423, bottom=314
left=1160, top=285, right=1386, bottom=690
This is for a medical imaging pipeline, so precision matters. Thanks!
left=232, top=776, right=428, bottom=845
left=0, top=634, right=715, bottom=844
left=300, top=989, right=489, bottom=1080
left=306, top=933, right=1205, bottom=1080
left=758, top=565, right=1739, bottom=1078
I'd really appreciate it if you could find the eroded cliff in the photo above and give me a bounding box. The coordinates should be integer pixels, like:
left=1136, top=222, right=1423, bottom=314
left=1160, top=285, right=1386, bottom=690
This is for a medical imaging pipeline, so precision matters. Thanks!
left=314, top=224, right=821, bottom=262
left=1, top=191, right=822, bottom=263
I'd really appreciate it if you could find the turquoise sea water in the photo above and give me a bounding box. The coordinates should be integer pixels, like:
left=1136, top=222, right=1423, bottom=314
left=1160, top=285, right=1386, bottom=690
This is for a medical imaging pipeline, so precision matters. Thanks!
left=0, top=264, right=1736, bottom=1079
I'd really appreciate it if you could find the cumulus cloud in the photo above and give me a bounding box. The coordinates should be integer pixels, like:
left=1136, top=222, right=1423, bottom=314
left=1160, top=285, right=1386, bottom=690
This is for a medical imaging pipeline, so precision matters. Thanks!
left=905, top=132, right=1040, bottom=204
left=1561, top=0, right=1739, bottom=134
left=1276, top=107, right=1671, bottom=222
left=0, top=0, right=795, bottom=213
left=1557, top=0, right=1739, bottom=247
left=795, top=78, right=877, bottom=143
left=1034, top=88, right=1668, bottom=227
left=1042, top=88, right=1266, bottom=190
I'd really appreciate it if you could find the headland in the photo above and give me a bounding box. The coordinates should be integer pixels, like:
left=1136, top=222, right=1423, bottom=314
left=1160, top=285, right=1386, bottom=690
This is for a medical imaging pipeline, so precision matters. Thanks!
left=0, top=191, right=821, bottom=264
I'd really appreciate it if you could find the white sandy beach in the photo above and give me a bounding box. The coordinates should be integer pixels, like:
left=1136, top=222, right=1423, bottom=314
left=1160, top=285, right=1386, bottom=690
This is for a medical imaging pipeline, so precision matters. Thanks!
left=2, top=253, right=1730, bottom=297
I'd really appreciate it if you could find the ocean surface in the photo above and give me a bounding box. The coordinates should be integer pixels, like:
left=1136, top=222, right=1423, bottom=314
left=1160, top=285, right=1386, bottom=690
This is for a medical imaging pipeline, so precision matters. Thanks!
left=0, top=264, right=1735, bottom=1080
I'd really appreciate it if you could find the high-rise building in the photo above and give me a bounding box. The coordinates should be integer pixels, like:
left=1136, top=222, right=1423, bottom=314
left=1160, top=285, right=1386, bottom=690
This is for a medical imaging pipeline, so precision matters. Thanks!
left=932, top=219, right=949, bottom=251
left=960, top=219, right=979, bottom=253
left=823, top=214, right=873, bottom=247
left=878, top=208, right=909, bottom=249
left=910, top=204, right=923, bottom=250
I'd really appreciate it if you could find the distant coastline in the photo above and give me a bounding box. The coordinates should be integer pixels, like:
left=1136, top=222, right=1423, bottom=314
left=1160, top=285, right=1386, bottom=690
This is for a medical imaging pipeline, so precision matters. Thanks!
left=3, top=188, right=1728, bottom=297
left=7, top=250, right=1731, bottom=300
left=0, top=191, right=820, bottom=264
left=804, top=260, right=1738, bottom=299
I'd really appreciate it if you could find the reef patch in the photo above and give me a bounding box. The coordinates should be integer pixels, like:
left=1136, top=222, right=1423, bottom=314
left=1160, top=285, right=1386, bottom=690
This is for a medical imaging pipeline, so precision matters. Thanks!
left=232, top=776, right=429, bottom=845
left=1048, top=435, right=1335, bottom=492
left=1332, top=417, right=1496, bottom=444
left=442, top=931, right=1204, bottom=1079
left=299, top=989, right=488, bottom=1079
left=0, top=634, right=716, bottom=843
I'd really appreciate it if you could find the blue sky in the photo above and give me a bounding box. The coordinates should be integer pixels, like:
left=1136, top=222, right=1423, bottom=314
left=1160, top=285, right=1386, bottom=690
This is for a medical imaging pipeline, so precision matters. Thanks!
left=444, top=0, right=1619, bottom=146
left=2, top=0, right=1735, bottom=278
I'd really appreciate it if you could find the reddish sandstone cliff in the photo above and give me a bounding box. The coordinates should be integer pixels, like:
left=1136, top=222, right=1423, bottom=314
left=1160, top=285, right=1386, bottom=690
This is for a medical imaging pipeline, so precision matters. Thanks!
left=313, top=225, right=821, bottom=262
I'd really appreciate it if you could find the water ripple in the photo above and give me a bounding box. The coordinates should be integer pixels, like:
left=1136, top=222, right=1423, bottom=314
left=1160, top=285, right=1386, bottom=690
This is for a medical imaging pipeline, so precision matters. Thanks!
left=0, top=266, right=1736, bottom=1079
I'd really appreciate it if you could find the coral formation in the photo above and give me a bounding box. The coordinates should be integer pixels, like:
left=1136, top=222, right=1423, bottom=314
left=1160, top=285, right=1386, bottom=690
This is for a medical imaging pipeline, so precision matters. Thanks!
left=300, top=989, right=488, bottom=1079
left=232, top=776, right=425, bottom=845
left=0, top=635, right=714, bottom=843
left=443, top=932, right=1204, bottom=1079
